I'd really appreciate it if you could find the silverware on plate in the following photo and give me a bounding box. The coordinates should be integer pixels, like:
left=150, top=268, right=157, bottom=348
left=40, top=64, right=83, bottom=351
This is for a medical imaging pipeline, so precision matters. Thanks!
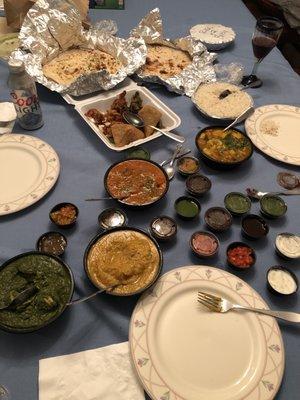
left=198, top=291, right=300, bottom=323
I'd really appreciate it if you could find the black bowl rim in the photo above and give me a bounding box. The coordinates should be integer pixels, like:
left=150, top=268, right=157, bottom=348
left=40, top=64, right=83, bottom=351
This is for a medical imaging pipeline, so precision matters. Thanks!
left=241, top=213, right=269, bottom=238
left=103, top=158, right=169, bottom=207
left=224, top=192, right=252, bottom=215
left=97, top=207, right=128, bottom=230
left=226, top=241, right=256, bottom=268
left=150, top=215, right=178, bottom=240
left=190, top=230, right=220, bottom=257
left=259, top=194, right=287, bottom=217
left=49, top=202, right=79, bottom=228
left=266, top=265, right=299, bottom=295
left=174, top=196, right=201, bottom=218
left=204, top=206, right=233, bottom=231
left=0, top=251, right=74, bottom=333
left=177, top=156, right=200, bottom=175
left=83, top=226, right=163, bottom=296
left=36, top=231, right=68, bottom=256
left=186, top=173, right=212, bottom=195
left=195, top=125, right=254, bottom=166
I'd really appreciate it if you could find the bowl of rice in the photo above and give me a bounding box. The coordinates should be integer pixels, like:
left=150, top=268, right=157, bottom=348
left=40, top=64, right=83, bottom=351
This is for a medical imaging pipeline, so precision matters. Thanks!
left=192, top=82, right=253, bottom=122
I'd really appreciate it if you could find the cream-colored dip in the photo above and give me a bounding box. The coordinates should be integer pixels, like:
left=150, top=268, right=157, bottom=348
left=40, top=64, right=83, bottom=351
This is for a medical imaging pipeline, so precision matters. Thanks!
left=276, top=233, right=300, bottom=259
left=268, top=268, right=297, bottom=295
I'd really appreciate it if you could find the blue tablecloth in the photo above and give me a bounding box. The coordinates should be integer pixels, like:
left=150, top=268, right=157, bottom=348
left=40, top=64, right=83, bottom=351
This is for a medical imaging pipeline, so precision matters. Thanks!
left=0, top=1, right=299, bottom=399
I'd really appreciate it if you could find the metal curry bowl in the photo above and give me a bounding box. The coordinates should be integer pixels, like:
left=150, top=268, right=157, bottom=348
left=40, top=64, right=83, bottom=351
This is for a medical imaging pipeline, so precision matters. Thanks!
left=103, top=158, right=169, bottom=207
left=83, top=227, right=163, bottom=296
left=0, top=251, right=74, bottom=333
left=195, top=126, right=254, bottom=169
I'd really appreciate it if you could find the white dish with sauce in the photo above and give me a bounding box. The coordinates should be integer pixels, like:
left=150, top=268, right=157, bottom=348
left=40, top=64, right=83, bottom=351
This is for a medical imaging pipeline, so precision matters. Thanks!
left=62, top=78, right=181, bottom=152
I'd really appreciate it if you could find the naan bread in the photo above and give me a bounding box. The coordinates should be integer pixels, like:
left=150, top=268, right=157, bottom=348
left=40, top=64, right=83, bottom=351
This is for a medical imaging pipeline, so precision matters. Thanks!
left=42, top=48, right=123, bottom=85
left=141, top=44, right=192, bottom=78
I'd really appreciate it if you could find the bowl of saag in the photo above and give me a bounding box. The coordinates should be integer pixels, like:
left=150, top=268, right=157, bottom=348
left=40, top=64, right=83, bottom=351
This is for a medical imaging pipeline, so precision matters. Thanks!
left=0, top=252, right=74, bottom=333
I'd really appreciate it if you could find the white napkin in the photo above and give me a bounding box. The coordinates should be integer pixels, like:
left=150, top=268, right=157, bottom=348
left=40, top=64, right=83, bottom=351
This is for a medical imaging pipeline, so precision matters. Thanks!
left=39, top=342, right=145, bottom=400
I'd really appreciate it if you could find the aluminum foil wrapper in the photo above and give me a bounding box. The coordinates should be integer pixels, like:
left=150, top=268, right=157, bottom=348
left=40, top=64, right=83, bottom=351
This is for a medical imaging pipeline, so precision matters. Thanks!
left=11, top=0, right=146, bottom=96
left=130, top=8, right=217, bottom=96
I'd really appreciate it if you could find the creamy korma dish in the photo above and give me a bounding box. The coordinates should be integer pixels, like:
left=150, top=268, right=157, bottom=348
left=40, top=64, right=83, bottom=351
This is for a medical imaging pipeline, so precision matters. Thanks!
left=86, top=230, right=160, bottom=295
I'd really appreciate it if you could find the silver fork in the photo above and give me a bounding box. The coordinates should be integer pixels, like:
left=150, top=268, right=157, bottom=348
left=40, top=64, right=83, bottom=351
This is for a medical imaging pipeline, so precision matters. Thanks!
left=197, top=291, right=300, bottom=323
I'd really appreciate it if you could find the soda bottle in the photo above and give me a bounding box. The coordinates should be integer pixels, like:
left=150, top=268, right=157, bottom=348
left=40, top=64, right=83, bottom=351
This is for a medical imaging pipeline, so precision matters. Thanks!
left=8, top=59, right=44, bottom=130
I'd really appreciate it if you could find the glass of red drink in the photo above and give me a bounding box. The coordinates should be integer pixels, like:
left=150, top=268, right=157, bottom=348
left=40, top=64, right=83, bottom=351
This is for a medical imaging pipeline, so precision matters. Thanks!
left=242, top=17, right=284, bottom=87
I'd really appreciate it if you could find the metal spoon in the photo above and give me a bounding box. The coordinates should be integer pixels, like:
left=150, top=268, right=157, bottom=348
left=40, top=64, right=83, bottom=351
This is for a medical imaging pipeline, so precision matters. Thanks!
left=219, top=80, right=262, bottom=99
left=160, top=148, right=191, bottom=167
left=246, top=187, right=300, bottom=200
left=0, top=285, right=38, bottom=311
left=223, top=106, right=254, bottom=132
left=123, top=110, right=185, bottom=143
left=67, top=285, right=116, bottom=305
left=164, top=144, right=183, bottom=180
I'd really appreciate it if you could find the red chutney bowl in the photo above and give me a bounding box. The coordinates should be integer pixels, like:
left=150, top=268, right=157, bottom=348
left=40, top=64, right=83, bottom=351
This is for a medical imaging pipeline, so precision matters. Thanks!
left=190, top=231, right=220, bottom=258
left=226, top=242, right=256, bottom=269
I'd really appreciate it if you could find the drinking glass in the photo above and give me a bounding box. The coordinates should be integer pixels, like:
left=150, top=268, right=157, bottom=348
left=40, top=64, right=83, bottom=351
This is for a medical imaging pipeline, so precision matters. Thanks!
left=242, top=17, right=284, bottom=87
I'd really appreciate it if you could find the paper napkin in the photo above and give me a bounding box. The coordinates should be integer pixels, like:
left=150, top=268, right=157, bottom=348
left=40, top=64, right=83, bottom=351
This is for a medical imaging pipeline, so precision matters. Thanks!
left=39, top=341, right=144, bottom=400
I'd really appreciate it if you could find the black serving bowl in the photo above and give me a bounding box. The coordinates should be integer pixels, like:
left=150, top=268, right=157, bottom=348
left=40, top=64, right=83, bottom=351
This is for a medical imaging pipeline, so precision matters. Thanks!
left=49, top=202, right=79, bottom=228
left=195, top=126, right=254, bottom=169
left=204, top=206, right=233, bottom=232
left=174, top=196, right=201, bottom=220
left=0, top=252, right=74, bottom=333
left=104, top=158, right=169, bottom=208
left=226, top=242, right=256, bottom=270
left=186, top=174, right=212, bottom=197
left=83, top=227, right=163, bottom=296
left=267, top=266, right=298, bottom=296
left=36, top=231, right=67, bottom=257
left=241, top=214, right=269, bottom=240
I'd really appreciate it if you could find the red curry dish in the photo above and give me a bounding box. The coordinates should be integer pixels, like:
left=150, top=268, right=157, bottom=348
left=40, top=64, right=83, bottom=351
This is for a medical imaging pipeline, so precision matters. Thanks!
left=105, top=159, right=168, bottom=206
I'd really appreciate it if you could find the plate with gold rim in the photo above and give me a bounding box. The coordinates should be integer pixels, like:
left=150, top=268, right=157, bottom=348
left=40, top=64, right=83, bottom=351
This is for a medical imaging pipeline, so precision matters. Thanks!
left=0, top=134, right=60, bottom=216
left=245, top=104, right=300, bottom=165
left=130, top=265, right=284, bottom=400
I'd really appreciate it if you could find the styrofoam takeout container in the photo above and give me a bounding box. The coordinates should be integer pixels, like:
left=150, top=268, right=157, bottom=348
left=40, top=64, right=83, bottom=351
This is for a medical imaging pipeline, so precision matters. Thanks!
left=62, top=78, right=181, bottom=152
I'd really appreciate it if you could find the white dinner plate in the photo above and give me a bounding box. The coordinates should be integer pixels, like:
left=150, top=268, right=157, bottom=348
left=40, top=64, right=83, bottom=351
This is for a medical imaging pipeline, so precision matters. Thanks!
left=245, top=104, right=300, bottom=165
left=130, top=266, right=284, bottom=400
left=0, top=134, right=60, bottom=216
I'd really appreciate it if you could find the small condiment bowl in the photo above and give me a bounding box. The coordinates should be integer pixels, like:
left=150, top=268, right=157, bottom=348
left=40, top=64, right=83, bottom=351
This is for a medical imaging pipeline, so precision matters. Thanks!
left=174, top=196, right=201, bottom=220
left=126, top=147, right=150, bottom=160
left=241, top=214, right=269, bottom=240
left=177, top=156, right=200, bottom=177
left=195, top=126, right=253, bottom=170
left=49, top=202, right=79, bottom=228
left=204, top=207, right=233, bottom=232
left=226, top=242, right=256, bottom=269
left=150, top=215, right=177, bottom=241
left=275, top=232, right=300, bottom=260
left=259, top=194, right=287, bottom=219
left=186, top=173, right=212, bottom=197
left=224, top=192, right=251, bottom=216
left=190, top=231, right=219, bottom=258
left=267, top=266, right=298, bottom=296
left=98, top=208, right=127, bottom=230
left=36, top=231, right=67, bottom=257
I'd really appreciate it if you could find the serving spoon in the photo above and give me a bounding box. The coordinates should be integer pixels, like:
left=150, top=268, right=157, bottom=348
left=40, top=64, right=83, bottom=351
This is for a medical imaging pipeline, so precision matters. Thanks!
left=0, top=285, right=38, bottom=311
left=223, top=106, right=254, bottom=132
left=122, top=110, right=185, bottom=143
left=219, top=80, right=262, bottom=100
left=163, top=144, right=183, bottom=180
left=246, top=187, right=300, bottom=200
left=67, top=285, right=117, bottom=306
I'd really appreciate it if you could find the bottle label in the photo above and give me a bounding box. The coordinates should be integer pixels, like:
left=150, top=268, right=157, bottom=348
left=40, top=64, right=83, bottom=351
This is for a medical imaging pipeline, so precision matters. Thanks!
left=10, top=88, right=42, bottom=118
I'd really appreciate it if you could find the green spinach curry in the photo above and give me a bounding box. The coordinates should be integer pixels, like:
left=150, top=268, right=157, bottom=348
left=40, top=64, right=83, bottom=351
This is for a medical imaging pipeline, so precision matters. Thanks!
left=0, top=254, right=72, bottom=330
